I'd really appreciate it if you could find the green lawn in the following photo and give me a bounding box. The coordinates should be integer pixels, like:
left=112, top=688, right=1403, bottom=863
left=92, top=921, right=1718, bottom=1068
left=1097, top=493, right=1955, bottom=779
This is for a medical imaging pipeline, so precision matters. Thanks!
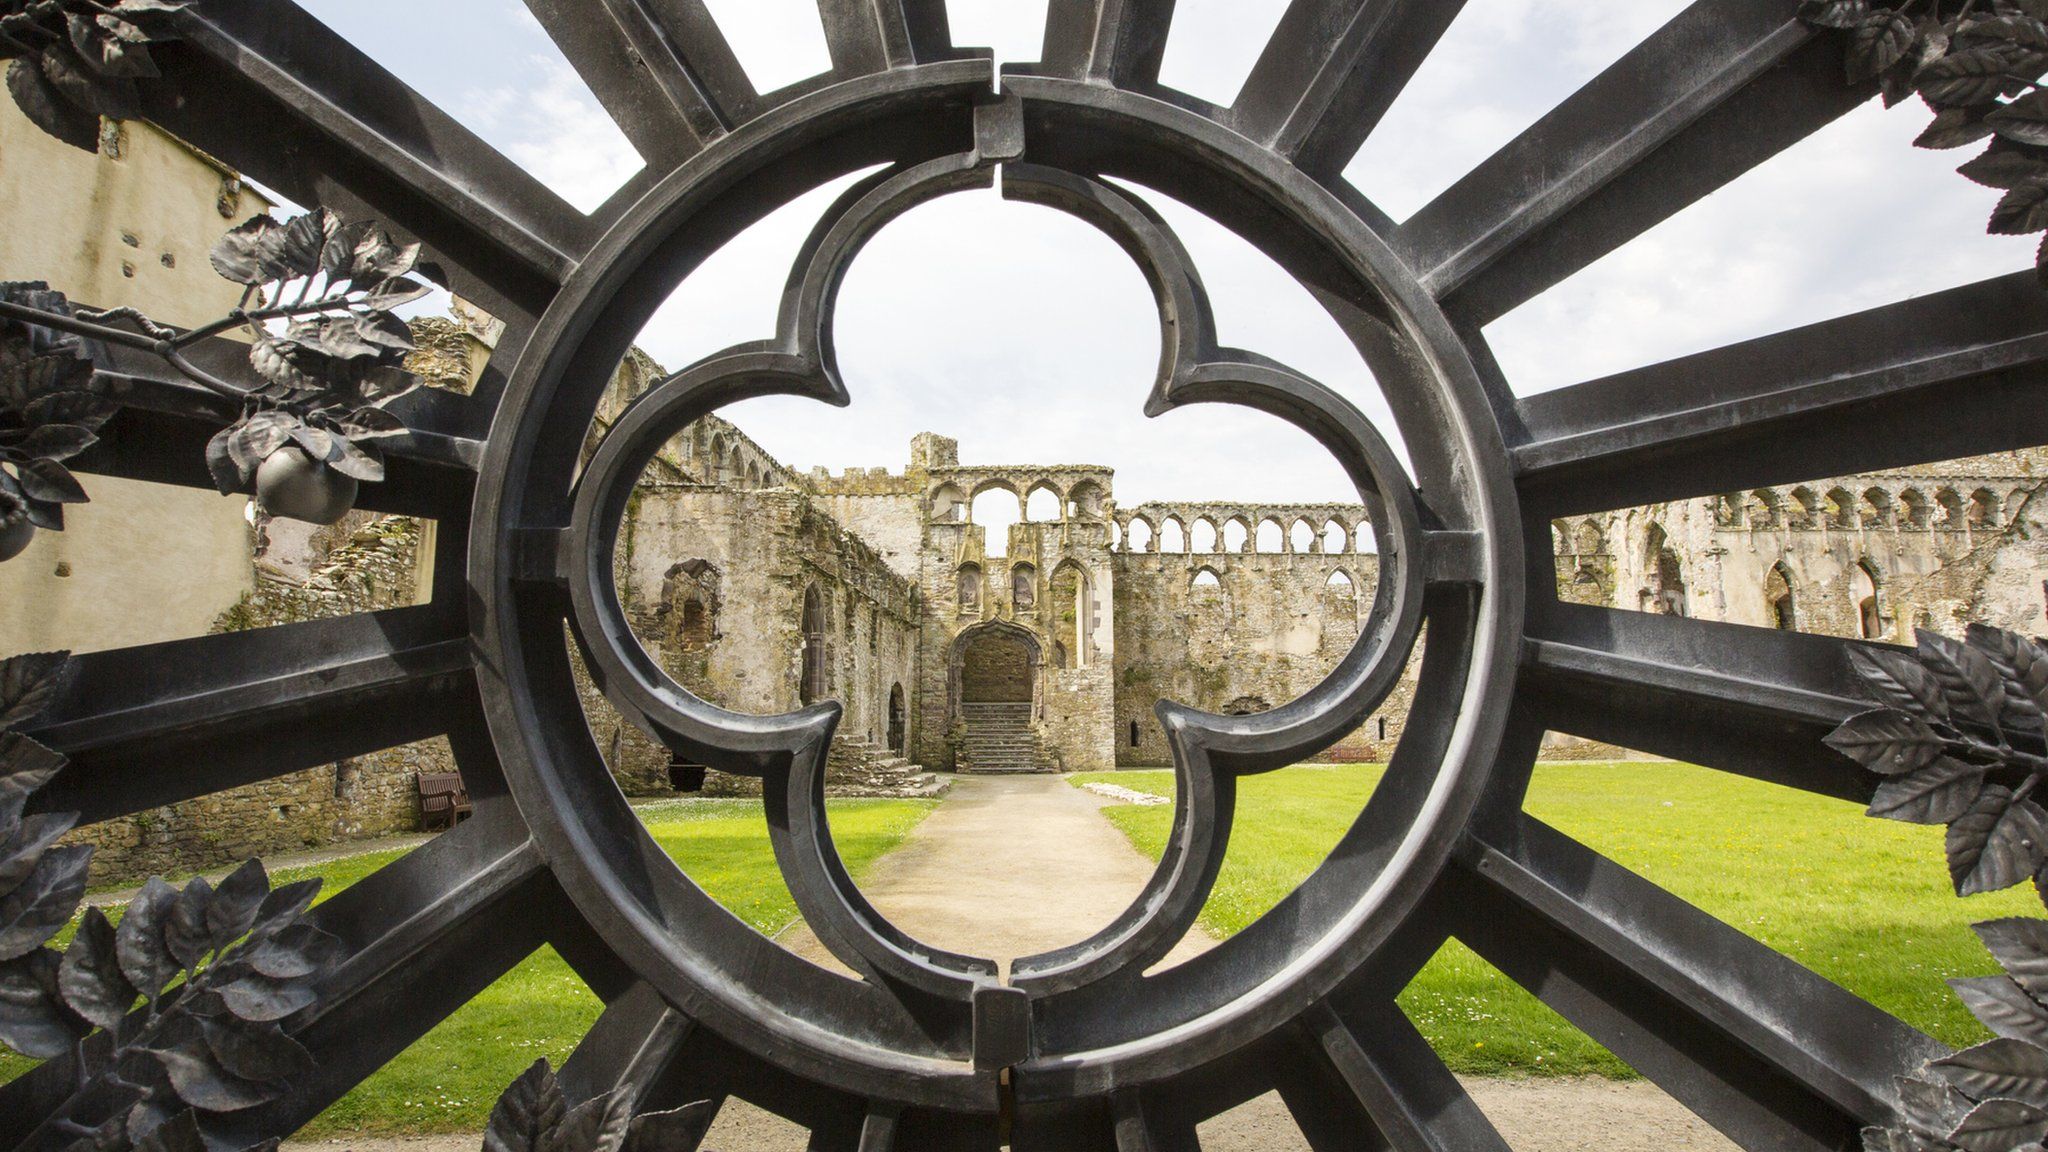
left=1070, top=762, right=2041, bottom=1078
left=0, top=797, right=936, bottom=1138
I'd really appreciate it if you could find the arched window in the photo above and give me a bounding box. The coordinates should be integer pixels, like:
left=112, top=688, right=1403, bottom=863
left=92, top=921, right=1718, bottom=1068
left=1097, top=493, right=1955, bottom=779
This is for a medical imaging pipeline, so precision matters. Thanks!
left=931, top=483, right=968, bottom=523
left=1901, top=489, right=1931, bottom=529
left=1025, top=483, right=1063, bottom=522
left=662, top=560, right=720, bottom=651
left=1937, top=488, right=1966, bottom=527
left=1191, top=567, right=1223, bottom=595
left=1109, top=519, right=1123, bottom=550
left=1066, top=481, right=1106, bottom=520
left=1972, top=488, right=2001, bottom=528
left=1862, top=488, right=1894, bottom=529
left=971, top=486, right=1023, bottom=556
left=1355, top=521, right=1379, bottom=555
left=1766, top=564, right=1797, bottom=631
left=1749, top=489, right=1782, bottom=529
left=1851, top=559, right=1884, bottom=640
left=1255, top=518, right=1284, bottom=553
left=887, top=684, right=906, bottom=753
left=1011, top=563, right=1037, bottom=612
left=1715, top=494, right=1745, bottom=527
left=1642, top=524, right=1687, bottom=617
left=1159, top=517, right=1186, bottom=553
left=1326, top=569, right=1356, bottom=615
left=1222, top=518, right=1249, bottom=553
left=1789, top=487, right=1820, bottom=529
left=1127, top=518, right=1153, bottom=553
left=1572, top=520, right=1604, bottom=557
left=1323, top=520, right=1346, bottom=553
left=1826, top=487, right=1858, bottom=530
left=957, top=563, right=983, bottom=613
left=1289, top=519, right=1316, bottom=553
left=1130, top=720, right=1141, bottom=748
left=1190, top=518, right=1218, bottom=553
left=800, top=585, right=829, bottom=704
left=1052, top=561, right=1092, bottom=668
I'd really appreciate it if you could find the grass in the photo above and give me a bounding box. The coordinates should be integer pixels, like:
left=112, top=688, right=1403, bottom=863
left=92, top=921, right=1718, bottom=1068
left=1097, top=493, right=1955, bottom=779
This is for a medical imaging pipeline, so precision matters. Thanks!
left=1071, top=761, right=2041, bottom=1078
left=0, top=796, right=936, bottom=1138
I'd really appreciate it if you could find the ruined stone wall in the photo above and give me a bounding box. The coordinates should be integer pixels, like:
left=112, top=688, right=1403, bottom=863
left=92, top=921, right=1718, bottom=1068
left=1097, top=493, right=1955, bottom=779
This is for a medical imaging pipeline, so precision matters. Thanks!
left=608, top=483, right=922, bottom=792
left=1111, top=549, right=1379, bottom=766
left=0, top=104, right=275, bottom=656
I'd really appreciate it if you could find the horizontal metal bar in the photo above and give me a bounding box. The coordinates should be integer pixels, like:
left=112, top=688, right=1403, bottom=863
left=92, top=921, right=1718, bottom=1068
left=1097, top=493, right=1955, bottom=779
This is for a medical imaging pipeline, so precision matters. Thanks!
left=24, top=606, right=475, bottom=824
left=1397, top=0, right=1860, bottom=325
left=1520, top=602, right=1876, bottom=802
left=1454, top=818, right=1940, bottom=1149
left=1515, top=271, right=2048, bottom=515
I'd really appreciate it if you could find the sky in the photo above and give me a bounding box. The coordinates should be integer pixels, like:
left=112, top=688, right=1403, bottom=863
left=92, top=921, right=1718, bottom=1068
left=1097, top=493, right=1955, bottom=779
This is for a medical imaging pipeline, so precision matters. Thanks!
left=293, top=0, right=2034, bottom=511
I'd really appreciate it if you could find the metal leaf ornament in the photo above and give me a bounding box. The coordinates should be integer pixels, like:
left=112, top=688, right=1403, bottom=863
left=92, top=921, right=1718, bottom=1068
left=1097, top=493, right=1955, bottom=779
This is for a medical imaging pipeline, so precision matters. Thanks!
left=0, top=651, right=337, bottom=1152
left=1801, top=0, right=2048, bottom=286
left=1833, top=626, right=2048, bottom=1152
left=0, top=0, right=193, bottom=152
left=483, top=1060, right=717, bottom=1152
left=0, top=284, right=115, bottom=559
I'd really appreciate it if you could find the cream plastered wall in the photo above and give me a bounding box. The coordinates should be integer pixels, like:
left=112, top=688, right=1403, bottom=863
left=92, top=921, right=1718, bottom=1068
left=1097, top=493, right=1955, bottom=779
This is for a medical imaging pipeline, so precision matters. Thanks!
left=0, top=102, right=273, bottom=654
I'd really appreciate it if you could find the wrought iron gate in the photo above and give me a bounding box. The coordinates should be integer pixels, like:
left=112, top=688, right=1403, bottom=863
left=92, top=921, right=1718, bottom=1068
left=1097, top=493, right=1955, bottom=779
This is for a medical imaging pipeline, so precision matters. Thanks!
left=4, top=1, right=2029, bottom=1148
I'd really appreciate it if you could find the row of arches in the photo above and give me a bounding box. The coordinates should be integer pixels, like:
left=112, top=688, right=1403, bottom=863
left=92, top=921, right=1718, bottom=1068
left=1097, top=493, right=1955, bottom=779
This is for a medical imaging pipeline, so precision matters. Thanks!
left=688, top=429, right=784, bottom=490
left=1188, top=566, right=1359, bottom=597
left=1716, top=484, right=2029, bottom=532
left=1115, top=514, right=1376, bottom=555
left=930, top=478, right=1110, bottom=524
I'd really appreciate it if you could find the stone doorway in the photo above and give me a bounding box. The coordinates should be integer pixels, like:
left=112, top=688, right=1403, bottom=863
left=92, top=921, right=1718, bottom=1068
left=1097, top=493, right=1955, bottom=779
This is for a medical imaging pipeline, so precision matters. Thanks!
left=951, top=622, right=1046, bottom=773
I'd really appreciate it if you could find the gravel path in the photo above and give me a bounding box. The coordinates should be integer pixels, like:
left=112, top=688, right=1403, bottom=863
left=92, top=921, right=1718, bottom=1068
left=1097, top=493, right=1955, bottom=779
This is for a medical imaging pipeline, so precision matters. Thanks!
left=284, top=776, right=1736, bottom=1150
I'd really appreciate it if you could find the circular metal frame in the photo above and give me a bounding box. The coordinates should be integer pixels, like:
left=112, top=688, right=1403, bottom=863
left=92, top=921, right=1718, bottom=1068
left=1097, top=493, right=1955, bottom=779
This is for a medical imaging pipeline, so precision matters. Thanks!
left=3, top=4, right=1998, bottom=1148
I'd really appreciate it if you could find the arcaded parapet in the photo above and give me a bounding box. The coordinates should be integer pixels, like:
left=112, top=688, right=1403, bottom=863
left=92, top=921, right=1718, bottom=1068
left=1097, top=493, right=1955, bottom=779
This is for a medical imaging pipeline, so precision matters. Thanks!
left=1113, top=501, right=1375, bottom=556
left=1111, top=551, right=1385, bottom=766
left=1555, top=449, right=2048, bottom=645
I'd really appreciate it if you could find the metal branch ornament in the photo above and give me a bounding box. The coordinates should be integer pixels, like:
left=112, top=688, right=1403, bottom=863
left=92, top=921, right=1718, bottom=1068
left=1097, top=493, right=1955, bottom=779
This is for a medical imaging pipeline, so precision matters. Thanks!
left=0, top=206, right=429, bottom=551
left=1830, top=626, right=2048, bottom=1152
left=0, top=0, right=191, bottom=153
left=0, top=650, right=337, bottom=1152
left=1802, top=0, right=2048, bottom=285
left=482, top=1060, right=714, bottom=1152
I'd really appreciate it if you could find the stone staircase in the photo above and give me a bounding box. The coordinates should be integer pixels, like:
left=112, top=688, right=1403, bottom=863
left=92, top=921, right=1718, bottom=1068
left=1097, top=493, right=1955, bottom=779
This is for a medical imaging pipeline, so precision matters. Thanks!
left=825, top=735, right=950, bottom=798
left=958, top=702, right=1053, bottom=773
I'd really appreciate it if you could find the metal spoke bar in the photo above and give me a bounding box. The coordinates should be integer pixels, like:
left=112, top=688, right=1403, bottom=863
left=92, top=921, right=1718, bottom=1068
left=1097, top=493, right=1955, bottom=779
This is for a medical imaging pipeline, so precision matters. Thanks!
left=22, top=606, right=475, bottom=825
left=1303, top=999, right=1513, bottom=1152
left=1396, top=0, right=1861, bottom=326
left=211, top=808, right=552, bottom=1144
left=1034, top=0, right=1180, bottom=88
left=1515, top=270, right=2048, bottom=516
left=148, top=1, right=588, bottom=321
left=0, top=808, right=544, bottom=1143
left=1449, top=818, right=1939, bottom=1151
left=521, top=0, right=729, bottom=172
left=1226, top=0, right=1470, bottom=180
left=1520, top=602, right=1875, bottom=802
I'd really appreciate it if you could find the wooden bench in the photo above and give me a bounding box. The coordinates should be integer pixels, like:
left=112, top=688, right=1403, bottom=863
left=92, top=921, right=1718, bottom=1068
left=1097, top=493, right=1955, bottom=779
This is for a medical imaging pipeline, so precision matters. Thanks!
left=417, top=771, right=471, bottom=830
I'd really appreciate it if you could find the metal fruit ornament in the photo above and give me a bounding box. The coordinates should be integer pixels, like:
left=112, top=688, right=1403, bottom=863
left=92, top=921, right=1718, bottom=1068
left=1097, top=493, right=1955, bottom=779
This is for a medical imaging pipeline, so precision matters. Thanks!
left=0, top=495, right=32, bottom=562
left=254, top=442, right=358, bottom=525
